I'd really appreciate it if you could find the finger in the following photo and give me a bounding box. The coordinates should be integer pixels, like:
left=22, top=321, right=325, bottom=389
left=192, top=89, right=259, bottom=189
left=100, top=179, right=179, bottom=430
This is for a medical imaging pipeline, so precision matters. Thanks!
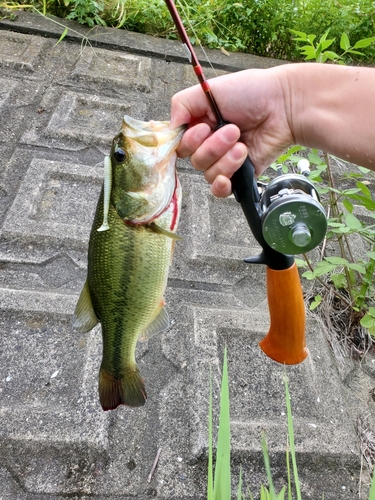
left=176, top=123, right=212, bottom=158
left=203, top=141, right=248, bottom=184
left=211, top=175, right=233, bottom=198
left=191, top=124, right=242, bottom=172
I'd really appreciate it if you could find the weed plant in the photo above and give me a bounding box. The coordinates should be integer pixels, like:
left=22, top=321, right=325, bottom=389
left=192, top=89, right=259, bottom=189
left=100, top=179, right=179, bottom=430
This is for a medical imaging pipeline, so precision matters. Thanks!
left=1, top=0, right=375, bottom=63
left=211, top=349, right=375, bottom=499
left=261, top=30, right=375, bottom=357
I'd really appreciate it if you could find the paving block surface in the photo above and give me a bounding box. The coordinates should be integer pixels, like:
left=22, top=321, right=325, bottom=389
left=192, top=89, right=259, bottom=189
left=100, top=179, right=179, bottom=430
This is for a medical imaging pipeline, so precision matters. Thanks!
left=0, top=11, right=374, bottom=499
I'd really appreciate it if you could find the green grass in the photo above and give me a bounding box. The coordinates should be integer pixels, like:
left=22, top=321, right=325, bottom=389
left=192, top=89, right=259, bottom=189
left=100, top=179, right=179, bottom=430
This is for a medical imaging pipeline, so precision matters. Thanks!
left=2, top=0, right=375, bottom=63
left=209, top=349, right=375, bottom=499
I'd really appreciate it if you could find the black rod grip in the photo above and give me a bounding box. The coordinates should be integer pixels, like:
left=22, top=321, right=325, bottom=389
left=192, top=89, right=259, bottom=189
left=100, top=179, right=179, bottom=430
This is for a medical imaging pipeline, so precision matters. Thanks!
left=231, top=154, right=294, bottom=270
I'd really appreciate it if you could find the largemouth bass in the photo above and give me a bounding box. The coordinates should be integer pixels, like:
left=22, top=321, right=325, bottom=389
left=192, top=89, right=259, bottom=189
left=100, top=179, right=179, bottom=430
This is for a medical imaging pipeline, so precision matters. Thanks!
left=73, top=116, right=185, bottom=411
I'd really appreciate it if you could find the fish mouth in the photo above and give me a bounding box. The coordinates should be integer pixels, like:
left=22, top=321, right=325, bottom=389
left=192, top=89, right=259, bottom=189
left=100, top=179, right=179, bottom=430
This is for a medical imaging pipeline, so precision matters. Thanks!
left=121, top=116, right=185, bottom=224
left=122, top=116, right=185, bottom=168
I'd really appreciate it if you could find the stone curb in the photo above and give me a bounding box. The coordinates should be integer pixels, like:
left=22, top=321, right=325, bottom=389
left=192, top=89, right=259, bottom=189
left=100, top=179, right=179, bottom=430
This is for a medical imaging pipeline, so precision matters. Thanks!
left=0, top=9, right=287, bottom=72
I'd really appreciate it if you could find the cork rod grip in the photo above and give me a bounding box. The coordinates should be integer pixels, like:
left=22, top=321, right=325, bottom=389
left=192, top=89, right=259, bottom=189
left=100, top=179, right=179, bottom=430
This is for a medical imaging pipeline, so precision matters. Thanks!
left=259, top=263, right=308, bottom=365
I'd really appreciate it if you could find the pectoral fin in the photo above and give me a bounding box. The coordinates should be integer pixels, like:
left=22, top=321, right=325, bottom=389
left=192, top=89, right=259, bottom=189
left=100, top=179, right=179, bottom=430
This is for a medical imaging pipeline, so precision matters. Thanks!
left=72, top=280, right=99, bottom=333
left=139, top=306, right=170, bottom=341
left=149, top=222, right=183, bottom=240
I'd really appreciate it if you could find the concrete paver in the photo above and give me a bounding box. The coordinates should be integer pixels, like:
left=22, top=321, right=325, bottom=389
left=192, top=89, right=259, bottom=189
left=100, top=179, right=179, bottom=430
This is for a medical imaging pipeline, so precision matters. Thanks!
left=0, top=10, right=374, bottom=499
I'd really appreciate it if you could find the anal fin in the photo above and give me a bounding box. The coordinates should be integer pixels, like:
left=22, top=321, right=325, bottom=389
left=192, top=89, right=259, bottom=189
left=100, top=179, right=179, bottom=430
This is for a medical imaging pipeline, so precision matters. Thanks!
left=140, top=306, right=170, bottom=341
left=72, top=280, right=99, bottom=333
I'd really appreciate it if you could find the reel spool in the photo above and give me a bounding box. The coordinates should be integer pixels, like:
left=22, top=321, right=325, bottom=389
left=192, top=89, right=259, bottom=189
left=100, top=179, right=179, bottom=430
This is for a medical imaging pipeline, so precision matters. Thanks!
left=260, top=163, right=327, bottom=255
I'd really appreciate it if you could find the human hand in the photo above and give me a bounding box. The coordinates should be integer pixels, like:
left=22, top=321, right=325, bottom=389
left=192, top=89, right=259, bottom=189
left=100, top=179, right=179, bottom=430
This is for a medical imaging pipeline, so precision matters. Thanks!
left=170, top=66, right=294, bottom=197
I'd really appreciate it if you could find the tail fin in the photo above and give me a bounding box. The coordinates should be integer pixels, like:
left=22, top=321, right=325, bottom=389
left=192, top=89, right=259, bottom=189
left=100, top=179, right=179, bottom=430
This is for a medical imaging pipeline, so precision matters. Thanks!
left=99, top=368, right=147, bottom=411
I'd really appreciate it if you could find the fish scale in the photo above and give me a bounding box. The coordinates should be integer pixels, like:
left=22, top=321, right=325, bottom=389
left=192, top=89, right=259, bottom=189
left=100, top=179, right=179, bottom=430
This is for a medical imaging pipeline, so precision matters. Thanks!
left=88, top=190, right=173, bottom=377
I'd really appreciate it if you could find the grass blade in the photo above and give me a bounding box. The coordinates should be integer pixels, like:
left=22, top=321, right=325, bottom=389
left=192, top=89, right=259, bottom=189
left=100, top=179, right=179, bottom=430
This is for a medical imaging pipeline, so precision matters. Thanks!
left=286, top=438, right=292, bottom=500
left=213, top=347, right=231, bottom=500
left=261, top=433, right=276, bottom=498
left=207, top=368, right=213, bottom=499
left=284, top=375, right=302, bottom=500
left=237, top=466, right=242, bottom=500
left=55, top=27, right=69, bottom=46
left=369, top=468, right=375, bottom=500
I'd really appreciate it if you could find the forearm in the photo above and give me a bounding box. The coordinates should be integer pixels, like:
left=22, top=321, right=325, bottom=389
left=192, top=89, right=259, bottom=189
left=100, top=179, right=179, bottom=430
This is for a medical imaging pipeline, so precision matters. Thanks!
left=282, top=63, right=375, bottom=169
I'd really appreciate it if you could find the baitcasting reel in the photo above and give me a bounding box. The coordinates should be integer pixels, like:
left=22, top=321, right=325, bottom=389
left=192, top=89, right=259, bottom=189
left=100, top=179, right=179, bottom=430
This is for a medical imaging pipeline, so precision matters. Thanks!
left=258, top=160, right=327, bottom=255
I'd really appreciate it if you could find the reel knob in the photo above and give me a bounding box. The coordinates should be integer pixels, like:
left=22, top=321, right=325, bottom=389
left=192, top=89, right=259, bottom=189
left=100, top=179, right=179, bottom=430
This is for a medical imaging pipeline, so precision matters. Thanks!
left=290, top=223, right=312, bottom=248
left=261, top=173, right=327, bottom=255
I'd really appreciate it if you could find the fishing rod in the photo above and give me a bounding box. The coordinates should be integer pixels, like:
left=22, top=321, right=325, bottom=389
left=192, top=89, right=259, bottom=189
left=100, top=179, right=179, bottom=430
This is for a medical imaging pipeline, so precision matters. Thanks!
left=164, top=0, right=327, bottom=364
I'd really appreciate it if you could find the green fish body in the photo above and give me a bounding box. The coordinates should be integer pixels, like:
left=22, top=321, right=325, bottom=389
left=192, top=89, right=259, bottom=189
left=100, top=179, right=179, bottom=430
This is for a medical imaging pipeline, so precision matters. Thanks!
left=73, top=116, right=185, bottom=411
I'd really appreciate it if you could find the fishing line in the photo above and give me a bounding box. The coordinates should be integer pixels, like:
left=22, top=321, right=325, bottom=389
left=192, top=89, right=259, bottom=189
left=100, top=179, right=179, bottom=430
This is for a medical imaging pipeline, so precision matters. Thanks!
left=175, top=0, right=218, bottom=77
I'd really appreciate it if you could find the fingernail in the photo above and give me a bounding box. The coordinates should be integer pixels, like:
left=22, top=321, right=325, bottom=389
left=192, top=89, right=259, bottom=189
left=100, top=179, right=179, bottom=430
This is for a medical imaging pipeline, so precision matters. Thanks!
left=212, top=176, right=231, bottom=198
left=221, top=124, right=241, bottom=144
left=228, top=142, right=247, bottom=161
left=193, top=123, right=211, bottom=143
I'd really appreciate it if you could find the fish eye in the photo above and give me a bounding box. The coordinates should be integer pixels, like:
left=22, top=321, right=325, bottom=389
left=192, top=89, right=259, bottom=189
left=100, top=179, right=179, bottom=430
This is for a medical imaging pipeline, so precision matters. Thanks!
left=113, top=147, right=126, bottom=163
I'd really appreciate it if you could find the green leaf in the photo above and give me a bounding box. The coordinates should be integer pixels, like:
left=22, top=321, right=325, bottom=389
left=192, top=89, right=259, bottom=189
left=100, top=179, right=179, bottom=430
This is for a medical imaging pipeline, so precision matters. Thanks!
left=353, top=37, right=375, bottom=49
left=366, top=252, right=375, bottom=260
left=330, top=273, right=347, bottom=289
left=322, top=51, right=340, bottom=62
left=340, top=33, right=350, bottom=51
left=288, top=145, right=306, bottom=154
left=358, top=166, right=371, bottom=174
left=342, top=188, right=361, bottom=195
left=316, top=185, right=329, bottom=193
left=319, top=29, right=330, bottom=43
left=347, top=263, right=366, bottom=273
left=302, top=262, right=337, bottom=278
left=347, top=49, right=366, bottom=56
left=328, top=221, right=345, bottom=228
left=289, top=29, right=308, bottom=40
left=295, top=258, right=307, bottom=268
left=301, top=46, right=317, bottom=60
left=302, top=271, right=315, bottom=280
left=360, top=314, right=375, bottom=329
left=289, top=154, right=307, bottom=163
left=349, top=194, right=375, bottom=210
left=342, top=198, right=353, bottom=213
left=330, top=227, right=351, bottom=234
left=55, top=27, right=69, bottom=45
left=327, top=186, right=341, bottom=194
left=345, top=213, right=362, bottom=230
left=310, top=295, right=322, bottom=310
left=324, top=256, right=349, bottom=265
left=307, top=152, right=325, bottom=165
left=356, top=181, right=372, bottom=198
left=321, top=39, right=335, bottom=51
left=307, top=34, right=316, bottom=44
